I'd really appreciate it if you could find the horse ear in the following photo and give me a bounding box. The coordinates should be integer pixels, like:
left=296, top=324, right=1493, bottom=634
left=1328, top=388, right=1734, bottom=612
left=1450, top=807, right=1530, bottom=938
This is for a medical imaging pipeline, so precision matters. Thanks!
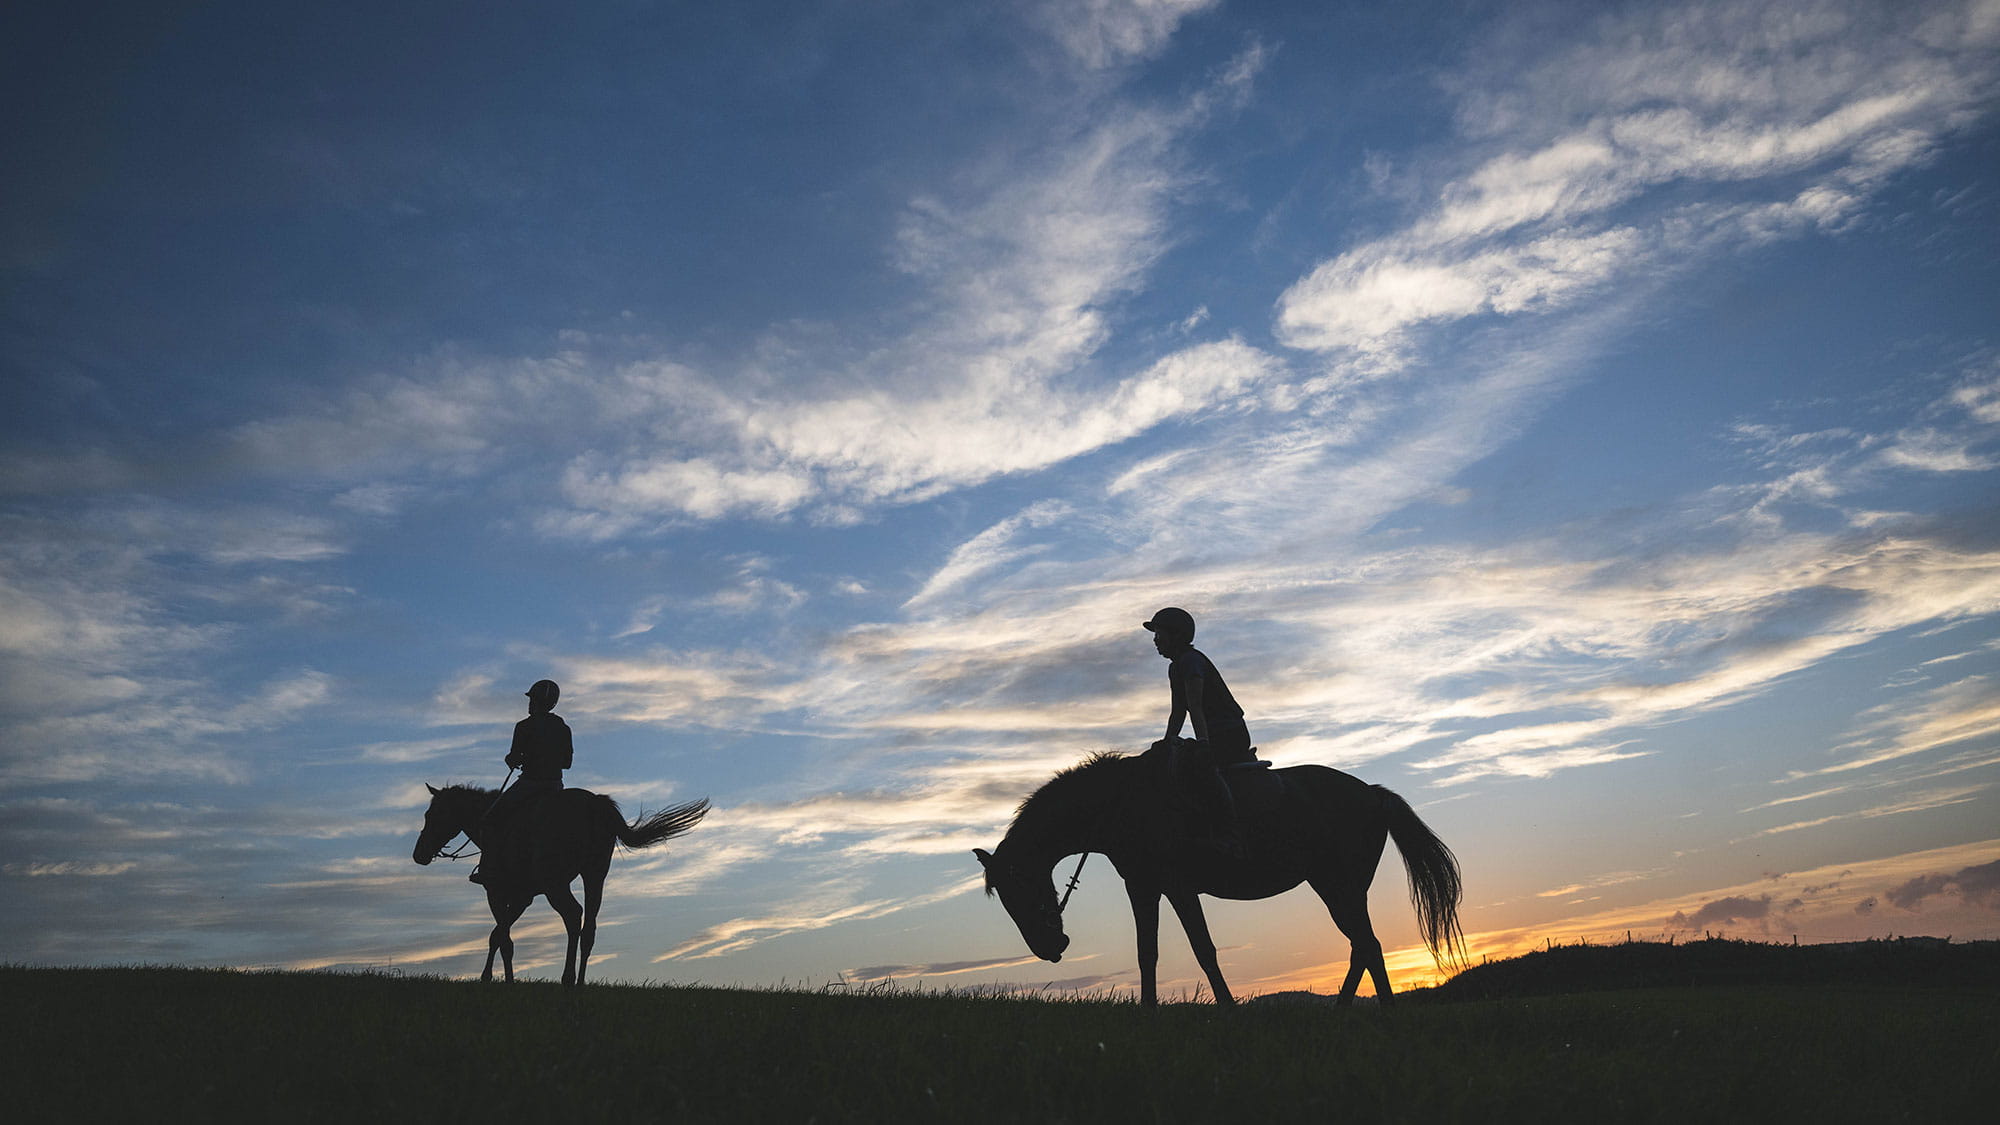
left=973, top=848, right=993, bottom=868
left=426, top=783, right=438, bottom=795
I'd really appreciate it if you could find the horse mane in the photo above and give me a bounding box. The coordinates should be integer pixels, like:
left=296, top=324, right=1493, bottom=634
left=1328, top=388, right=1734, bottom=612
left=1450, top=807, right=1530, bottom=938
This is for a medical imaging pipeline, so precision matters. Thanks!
left=1003, top=750, right=1149, bottom=843
left=1013, top=751, right=1126, bottom=814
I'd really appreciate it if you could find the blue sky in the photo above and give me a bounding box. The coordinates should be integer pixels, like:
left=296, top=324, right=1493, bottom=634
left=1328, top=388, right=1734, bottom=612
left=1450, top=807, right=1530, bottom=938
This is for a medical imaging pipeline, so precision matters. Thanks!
left=4, top=0, right=1998, bottom=994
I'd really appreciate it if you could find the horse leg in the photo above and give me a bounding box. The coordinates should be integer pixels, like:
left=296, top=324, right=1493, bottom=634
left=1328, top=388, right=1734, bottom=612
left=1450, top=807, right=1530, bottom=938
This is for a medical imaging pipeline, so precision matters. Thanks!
left=1165, top=890, right=1234, bottom=1006
left=546, top=882, right=585, bottom=987
left=1308, top=874, right=1387, bottom=1006
left=577, top=864, right=607, bottom=987
left=1126, top=883, right=1162, bottom=1008
left=485, top=888, right=530, bottom=983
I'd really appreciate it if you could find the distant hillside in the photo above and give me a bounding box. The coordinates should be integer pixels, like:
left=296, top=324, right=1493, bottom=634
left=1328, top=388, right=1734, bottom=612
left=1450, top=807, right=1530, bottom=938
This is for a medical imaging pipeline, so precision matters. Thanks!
left=1419, top=935, right=2000, bottom=1000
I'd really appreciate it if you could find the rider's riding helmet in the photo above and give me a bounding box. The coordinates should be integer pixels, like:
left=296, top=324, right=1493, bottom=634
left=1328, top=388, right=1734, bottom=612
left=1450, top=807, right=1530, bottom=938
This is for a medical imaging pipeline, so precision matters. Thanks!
left=1142, top=607, right=1196, bottom=640
left=526, top=679, right=561, bottom=712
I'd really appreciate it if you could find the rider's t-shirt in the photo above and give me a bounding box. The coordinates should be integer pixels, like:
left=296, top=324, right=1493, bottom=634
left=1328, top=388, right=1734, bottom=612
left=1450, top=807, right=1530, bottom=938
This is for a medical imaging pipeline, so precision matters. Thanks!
left=508, top=712, right=574, bottom=781
left=1169, top=647, right=1252, bottom=760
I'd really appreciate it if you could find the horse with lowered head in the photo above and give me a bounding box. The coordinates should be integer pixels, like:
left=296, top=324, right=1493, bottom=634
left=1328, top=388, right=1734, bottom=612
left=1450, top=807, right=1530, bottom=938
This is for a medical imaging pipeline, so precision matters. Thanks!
left=976, top=743, right=1463, bottom=1006
left=413, top=783, right=709, bottom=986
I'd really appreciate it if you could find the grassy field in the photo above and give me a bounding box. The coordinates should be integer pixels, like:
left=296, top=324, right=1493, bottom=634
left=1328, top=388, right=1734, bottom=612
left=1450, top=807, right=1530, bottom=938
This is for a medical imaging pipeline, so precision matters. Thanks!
left=7, top=965, right=1996, bottom=1122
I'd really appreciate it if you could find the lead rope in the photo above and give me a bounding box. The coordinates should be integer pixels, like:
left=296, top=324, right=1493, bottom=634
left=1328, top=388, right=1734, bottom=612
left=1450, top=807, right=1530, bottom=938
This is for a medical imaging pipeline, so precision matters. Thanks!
left=1056, top=851, right=1089, bottom=913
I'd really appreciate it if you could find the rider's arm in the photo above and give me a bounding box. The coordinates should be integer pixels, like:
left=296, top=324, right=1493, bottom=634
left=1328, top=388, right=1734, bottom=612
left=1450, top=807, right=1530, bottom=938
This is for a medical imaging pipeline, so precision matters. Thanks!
left=505, top=721, right=525, bottom=769
left=1185, top=672, right=1211, bottom=743
left=1164, top=662, right=1187, bottom=741
left=558, top=720, right=574, bottom=770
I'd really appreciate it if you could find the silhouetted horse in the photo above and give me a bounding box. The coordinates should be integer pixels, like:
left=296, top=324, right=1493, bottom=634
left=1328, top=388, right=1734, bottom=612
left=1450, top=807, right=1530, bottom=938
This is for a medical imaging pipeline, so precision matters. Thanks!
left=976, top=744, right=1462, bottom=1005
left=413, top=783, right=709, bottom=986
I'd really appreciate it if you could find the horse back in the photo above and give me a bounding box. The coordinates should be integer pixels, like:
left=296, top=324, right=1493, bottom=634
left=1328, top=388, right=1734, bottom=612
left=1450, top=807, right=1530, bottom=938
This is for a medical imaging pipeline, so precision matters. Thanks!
left=1273, top=762, right=1376, bottom=800
left=520, top=788, right=611, bottom=845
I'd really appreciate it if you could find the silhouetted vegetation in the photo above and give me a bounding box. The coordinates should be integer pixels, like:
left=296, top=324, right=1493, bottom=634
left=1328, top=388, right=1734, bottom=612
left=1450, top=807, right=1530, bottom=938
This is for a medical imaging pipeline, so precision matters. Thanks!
left=6, top=948, right=1995, bottom=1121
left=1421, top=934, right=2000, bottom=1000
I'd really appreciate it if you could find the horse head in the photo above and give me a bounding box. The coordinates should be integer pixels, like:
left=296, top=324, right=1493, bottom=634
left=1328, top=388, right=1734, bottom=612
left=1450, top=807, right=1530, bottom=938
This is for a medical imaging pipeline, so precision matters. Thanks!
left=412, top=783, right=463, bottom=866
left=974, top=846, right=1071, bottom=963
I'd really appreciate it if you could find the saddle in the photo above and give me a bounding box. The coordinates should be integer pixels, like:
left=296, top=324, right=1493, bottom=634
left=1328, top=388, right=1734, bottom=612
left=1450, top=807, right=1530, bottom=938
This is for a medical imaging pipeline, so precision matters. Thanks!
left=1220, top=759, right=1285, bottom=822
left=481, top=784, right=567, bottom=874
left=1148, top=739, right=1286, bottom=838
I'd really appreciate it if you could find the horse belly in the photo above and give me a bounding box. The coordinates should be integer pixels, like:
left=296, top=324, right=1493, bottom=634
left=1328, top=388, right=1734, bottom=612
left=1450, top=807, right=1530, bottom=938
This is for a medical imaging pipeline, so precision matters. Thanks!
left=1199, top=865, right=1307, bottom=901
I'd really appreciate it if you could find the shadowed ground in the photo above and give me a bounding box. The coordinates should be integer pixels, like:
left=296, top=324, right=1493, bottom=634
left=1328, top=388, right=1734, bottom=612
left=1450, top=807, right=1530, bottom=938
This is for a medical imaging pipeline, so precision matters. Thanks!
left=5, top=951, right=1994, bottom=1121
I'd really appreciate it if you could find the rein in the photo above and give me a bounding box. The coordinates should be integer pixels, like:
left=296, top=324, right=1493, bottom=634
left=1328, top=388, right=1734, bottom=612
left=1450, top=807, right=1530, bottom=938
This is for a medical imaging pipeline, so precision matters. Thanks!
left=427, top=769, right=515, bottom=862
left=1056, top=850, right=1089, bottom=914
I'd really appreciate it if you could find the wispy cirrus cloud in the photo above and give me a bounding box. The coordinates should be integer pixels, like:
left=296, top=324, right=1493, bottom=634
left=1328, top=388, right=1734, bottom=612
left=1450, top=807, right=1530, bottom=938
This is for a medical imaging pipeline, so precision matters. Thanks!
left=548, top=48, right=1276, bottom=531
left=1033, top=0, right=1220, bottom=70
left=0, top=503, right=344, bottom=788
left=846, top=953, right=1048, bottom=983
left=803, top=363, right=2000, bottom=791
left=1277, top=0, right=2000, bottom=367
left=904, top=500, right=1075, bottom=610
left=1811, top=674, right=2000, bottom=777
left=1746, top=784, right=1990, bottom=839
left=654, top=874, right=980, bottom=962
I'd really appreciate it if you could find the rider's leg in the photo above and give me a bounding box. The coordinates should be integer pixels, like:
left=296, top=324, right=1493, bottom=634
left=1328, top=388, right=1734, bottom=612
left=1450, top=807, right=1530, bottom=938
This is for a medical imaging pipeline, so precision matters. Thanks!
left=1202, top=768, right=1246, bottom=857
left=1204, top=728, right=1253, bottom=856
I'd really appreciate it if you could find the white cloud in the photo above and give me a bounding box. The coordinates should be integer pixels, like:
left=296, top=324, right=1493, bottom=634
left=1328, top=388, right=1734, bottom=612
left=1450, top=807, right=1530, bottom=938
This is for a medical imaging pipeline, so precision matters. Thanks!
left=548, top=49, right=1276, bottom=530
left=653, top=874, right=979, bottom=962
left=1750, top=784, right=1990, bottom=838
left=1276, top=227, right=1642, bottom=357
left=906, top=500, right=1074, bottom=610
left=703, top=556, right=808, bottom=615
left=1812, top=675, right=2000, bottom=777
left=1277, top=0, right=2000, bottom=364
left=743, top=368, right=2000, bottom=792
left=331, top=483, right=421, bottom=516
left=1032, top=0, right=1220, bottom=70
left=560, top=457, right=818, bottom=527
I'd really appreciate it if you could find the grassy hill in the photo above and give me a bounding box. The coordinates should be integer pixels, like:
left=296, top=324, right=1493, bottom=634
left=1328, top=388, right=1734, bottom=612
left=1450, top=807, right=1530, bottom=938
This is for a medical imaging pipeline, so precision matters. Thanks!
left=7, top=941, right=1997, bottom=1121
left=1420, top=934, right=2000, bottom=999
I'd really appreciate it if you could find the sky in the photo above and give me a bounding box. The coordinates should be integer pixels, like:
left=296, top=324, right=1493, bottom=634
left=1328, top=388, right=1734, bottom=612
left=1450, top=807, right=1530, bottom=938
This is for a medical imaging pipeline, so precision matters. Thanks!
left=3, top=0, right=1998, bottom=997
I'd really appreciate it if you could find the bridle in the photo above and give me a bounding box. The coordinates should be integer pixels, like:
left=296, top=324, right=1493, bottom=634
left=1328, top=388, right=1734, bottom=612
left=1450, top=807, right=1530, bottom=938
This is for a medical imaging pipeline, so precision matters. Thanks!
left=995, top=850, right=1091, bottom=923
left=419, top=770, right=514, bottom=862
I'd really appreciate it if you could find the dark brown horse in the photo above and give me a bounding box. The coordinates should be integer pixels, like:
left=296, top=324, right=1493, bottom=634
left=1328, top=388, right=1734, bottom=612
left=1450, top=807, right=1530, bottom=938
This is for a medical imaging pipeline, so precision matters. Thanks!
left=413, top=783, right=709, bottom=986
left=975, top=744, right=1462, bottom=1005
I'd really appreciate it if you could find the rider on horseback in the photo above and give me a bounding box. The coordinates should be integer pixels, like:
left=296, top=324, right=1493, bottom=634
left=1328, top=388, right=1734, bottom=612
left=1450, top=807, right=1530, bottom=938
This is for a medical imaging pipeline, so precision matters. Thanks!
left=1145, top=607, right=1252, bottom=856
left=469, top=679, right=573, bottom=885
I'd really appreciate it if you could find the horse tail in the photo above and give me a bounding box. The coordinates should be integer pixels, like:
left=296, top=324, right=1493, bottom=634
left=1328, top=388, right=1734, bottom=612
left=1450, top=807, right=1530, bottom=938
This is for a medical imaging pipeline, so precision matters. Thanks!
left=1376, top=785, right=1466, bottom=970
left=602, top=795, right=711, bottom=850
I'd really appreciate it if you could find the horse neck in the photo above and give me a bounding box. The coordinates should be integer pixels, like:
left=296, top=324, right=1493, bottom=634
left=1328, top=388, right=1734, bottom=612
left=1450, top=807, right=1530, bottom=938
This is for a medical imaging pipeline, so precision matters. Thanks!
left=1000, top=761, right=1125, bottom=867
left=446, top=788, right=501, bottom=844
